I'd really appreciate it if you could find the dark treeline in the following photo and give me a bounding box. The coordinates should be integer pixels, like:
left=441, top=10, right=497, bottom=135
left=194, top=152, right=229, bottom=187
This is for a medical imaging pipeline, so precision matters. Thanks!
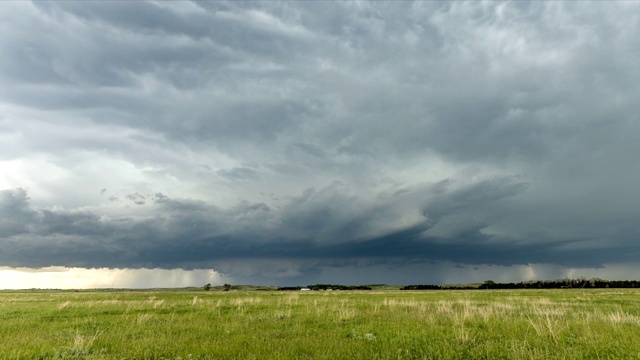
left=278, top=284, right=372, bottom=291
left=401, top=284, right=443, bottom=290
left=402, top=278, right=640, bottom=290
left=275, top=278, right=640, bottom=291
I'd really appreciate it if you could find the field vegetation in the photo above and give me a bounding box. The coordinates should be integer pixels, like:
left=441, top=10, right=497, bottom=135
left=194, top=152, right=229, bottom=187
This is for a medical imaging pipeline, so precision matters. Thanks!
left=1, top=288, right=640, bottom=359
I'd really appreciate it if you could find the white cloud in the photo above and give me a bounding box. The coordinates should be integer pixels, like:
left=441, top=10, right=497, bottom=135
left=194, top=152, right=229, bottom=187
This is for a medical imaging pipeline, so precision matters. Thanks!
left=0, top=267, right=226, bottom=289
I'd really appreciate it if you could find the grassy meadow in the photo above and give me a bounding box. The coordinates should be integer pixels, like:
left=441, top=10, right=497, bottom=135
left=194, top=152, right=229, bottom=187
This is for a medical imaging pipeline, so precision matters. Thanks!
left=1, top=288, right=640, bottom=359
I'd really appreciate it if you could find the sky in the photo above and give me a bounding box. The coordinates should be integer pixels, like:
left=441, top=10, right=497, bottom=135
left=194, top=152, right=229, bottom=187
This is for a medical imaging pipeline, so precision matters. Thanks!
left=1, top=1, right=640, bottom=289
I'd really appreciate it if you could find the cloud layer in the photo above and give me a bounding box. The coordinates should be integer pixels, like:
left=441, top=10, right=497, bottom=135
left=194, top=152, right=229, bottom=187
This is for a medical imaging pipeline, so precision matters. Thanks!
left=1, top=1, right=640, bottom=285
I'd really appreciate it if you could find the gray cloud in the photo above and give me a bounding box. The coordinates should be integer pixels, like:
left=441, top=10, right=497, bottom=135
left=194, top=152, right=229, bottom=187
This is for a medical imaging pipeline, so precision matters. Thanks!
left=1, top=1, right=640, bottom=284
left=0, top=189, right=37, bottom=237
left=2, top=179, right=639, bottom=278
left=126, top=193, right=146, bottom=206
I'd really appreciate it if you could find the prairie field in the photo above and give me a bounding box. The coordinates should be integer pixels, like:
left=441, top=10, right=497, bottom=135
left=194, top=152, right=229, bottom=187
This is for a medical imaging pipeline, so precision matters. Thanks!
left=1, top=288, right=640, bottom=359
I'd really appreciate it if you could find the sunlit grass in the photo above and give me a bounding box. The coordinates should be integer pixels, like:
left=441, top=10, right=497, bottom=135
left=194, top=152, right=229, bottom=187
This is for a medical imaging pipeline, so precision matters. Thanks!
left=1, top=289, right=640, bottom=359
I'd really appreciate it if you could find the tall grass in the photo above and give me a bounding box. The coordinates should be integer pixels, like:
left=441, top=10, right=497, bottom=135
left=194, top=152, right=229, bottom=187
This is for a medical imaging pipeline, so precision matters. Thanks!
left=1, top=289, right=639, bottom=359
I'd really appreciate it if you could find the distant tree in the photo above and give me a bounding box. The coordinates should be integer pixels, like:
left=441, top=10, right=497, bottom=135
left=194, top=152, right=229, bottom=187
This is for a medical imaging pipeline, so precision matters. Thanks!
left=223, top=283, right=231, bottom=292
left=278, top=286, right=302, bottom=291
left=203, top=283, right=211, bottom=291
left=482, top=280, right=496, bottom=289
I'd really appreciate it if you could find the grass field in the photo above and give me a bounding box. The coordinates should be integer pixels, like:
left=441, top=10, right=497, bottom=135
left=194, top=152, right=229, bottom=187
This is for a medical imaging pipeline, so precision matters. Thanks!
left=1, top=288, right=640, bottom=359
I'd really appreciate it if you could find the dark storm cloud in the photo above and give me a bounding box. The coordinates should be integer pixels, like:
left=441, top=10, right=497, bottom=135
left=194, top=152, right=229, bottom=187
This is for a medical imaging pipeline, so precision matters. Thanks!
left=0, top=189, right=37, bottom=237
left=3, top=179, right=639, bottom=272
left=2, top=1, right=640, bottom=284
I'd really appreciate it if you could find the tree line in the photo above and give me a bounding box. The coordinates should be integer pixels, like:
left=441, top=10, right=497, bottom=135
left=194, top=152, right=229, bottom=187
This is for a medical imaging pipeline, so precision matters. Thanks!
left=401, top=277, right=640, bottom=290
left=215, top=278, right=640, bottom=292
left=278, top=284, right=372, bottom=291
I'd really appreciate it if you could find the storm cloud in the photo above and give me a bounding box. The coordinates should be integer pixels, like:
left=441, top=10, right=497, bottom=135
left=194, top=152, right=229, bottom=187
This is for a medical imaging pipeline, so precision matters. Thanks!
left=1, top=1, right=640, bottom=286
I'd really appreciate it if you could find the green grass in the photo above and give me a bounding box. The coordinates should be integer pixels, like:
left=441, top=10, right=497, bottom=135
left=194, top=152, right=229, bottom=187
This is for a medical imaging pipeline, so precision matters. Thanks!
left=1, top=289, right=640, bottom=359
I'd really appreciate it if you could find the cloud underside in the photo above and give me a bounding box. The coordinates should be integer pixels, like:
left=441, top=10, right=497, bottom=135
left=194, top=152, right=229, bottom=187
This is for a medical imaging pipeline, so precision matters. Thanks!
left=1, top=2, right=640, bottom=283
left=2, top=181, right=638, bottom=274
